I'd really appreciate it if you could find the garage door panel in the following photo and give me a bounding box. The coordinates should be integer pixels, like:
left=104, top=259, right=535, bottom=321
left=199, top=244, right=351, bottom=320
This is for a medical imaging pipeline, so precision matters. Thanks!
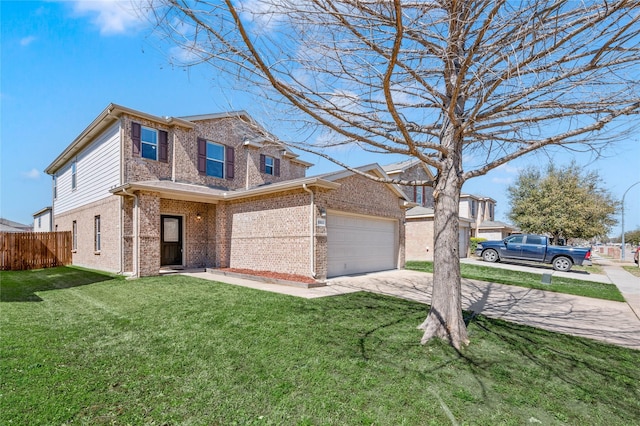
left=327, top=212, right=397, bottom=277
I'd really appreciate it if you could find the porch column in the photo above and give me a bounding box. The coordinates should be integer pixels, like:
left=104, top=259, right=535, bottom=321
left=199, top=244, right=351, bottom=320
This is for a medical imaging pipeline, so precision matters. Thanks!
left=138, top=191, right=161, bottom=277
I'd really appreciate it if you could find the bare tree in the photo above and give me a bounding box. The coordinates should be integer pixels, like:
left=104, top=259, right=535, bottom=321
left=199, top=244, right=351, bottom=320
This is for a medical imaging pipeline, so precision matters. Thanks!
left=144, top=0, right=640, bottom=349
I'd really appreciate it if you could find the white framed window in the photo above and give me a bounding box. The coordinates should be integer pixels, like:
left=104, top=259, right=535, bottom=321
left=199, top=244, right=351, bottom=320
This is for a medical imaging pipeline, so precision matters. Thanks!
left=71, top=160, right=77, bottom=190
left=265, top=156, right=274, bottom=175
left=141, top=126, right=158, bottom=160
left=72, top=221, right=77, bottom=251
left=94, top=215, right=101, bottom=252
left=471, top=200, right=477, bottom=217
left=53, top=176, right=57, bottom=200
left=415, top=187, right=423, bottom=205
left=206, top=141, right=225, bottom=178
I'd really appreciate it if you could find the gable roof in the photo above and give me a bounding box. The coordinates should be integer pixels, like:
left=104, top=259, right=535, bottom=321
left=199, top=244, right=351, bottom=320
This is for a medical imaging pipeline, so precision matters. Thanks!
left=111, top=163, right=411, bottom=204
left=0, top=218, right=32, bottom=232
left=382, top=158, right=435, bottom=180
left=317, top=163, right=411, bottom=201
left=33, top=206, right=52, bottom=217
left=478, top=220, right=517, bottom=230
left=46, top=104, right=313, bottom=175
left=460, top=193, right=497, bottom=203
left=45, top=103, right=195, bottom=175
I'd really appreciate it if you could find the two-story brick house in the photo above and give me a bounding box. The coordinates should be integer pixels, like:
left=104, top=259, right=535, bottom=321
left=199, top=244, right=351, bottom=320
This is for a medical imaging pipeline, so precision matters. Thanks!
left=385, top=160, right=514, bottom=260
left=45, top=104, right=410, bottom=279
left=459, top=194, right=516, bottom=240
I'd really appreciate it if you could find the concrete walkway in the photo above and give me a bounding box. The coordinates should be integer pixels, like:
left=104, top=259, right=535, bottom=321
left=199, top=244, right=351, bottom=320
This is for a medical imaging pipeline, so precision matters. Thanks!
left=462, top=254, right=640, bottom=319
left=182, top=260, right=640, bottom=350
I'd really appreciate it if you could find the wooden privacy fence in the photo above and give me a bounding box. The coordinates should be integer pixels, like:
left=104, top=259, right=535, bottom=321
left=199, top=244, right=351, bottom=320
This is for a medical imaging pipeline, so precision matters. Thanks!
left=0, top=232, right=72, bottom=271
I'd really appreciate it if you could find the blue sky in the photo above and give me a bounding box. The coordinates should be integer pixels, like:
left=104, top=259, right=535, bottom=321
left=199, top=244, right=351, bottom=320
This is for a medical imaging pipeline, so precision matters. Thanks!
left=1, top=1, right=639, bottom=237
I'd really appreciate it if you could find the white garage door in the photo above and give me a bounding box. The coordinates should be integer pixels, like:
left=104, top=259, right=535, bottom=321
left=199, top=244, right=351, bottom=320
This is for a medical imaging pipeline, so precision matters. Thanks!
left=327, top=212, right=397, bottom=278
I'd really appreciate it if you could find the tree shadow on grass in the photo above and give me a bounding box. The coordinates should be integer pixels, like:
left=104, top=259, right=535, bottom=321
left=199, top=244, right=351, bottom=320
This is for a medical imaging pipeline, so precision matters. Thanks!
left=0, top=266, right=118, bottom=302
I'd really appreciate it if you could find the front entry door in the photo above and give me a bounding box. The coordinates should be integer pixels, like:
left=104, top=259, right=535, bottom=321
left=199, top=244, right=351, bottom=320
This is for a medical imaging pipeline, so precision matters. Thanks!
left=161, top=215, right=183, bottom=266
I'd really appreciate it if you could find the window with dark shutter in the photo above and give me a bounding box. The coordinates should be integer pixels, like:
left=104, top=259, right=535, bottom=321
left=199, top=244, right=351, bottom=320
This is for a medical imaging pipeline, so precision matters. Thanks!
left=226, top=146, right=235, bottom=179
left=132, top=122, right=141, bottom=156
left=197, top=138, right=207, bottom=175
left=274, top=158, right=280, bottom=177
left=259, top=154, right=266, bottom=173
left=159, top=130, right=168, bottom=163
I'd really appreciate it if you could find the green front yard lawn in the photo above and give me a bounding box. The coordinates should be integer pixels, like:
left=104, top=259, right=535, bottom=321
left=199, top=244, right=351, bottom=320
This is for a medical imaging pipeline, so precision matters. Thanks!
left=406, top=261, right=625, bottom=302
left=1, top=267, right=638, bottom=425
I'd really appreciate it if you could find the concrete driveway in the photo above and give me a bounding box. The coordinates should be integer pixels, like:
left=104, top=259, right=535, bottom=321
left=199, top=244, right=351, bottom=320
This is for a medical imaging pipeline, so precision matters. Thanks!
left=327, top=269, right=640, bottom=350
left=184, top=259, right=640, bottom=350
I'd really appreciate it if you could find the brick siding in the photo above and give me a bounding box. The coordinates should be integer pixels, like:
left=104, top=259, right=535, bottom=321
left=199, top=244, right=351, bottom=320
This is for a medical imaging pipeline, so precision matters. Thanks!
left=54, top=196, right=122, bottom=272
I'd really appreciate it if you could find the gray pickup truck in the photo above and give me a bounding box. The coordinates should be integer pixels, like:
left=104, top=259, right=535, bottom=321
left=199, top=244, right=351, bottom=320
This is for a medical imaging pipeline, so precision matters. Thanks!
left=475, top=234, right=592, bottom=272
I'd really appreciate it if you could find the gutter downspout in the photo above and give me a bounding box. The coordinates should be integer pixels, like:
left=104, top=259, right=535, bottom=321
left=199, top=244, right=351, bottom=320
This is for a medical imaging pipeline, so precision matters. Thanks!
left=245, top=145, right=251, bottom=190
left=122, top=188, right=140, bottom=278
left=171, top=132, right=176, bottom=182
left=302, top=184, right=317, bottom=278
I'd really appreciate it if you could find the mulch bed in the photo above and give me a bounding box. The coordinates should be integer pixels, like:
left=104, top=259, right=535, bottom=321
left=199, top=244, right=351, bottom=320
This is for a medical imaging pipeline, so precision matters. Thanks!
left=218, top=268, right=318, bottom=284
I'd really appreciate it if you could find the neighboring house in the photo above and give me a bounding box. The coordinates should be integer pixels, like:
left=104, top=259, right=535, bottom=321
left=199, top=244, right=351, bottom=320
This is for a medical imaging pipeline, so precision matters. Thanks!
left=389, top=162, right=515, bottom=260
left=33, top=207, right=53, bottom=232
left=0, top=218, right=32, bottom=233
left=45, top=103, right=410, bottom=279
left=459, top=194, right=515, bottom=240
left=382, top=159, right=435, bottom=208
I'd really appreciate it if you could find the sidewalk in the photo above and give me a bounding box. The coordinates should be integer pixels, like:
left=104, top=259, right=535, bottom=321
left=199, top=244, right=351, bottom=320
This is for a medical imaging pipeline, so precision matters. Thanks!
left=327, top=269, right=640, bottom=350
left=462, top=255, right=640, bottom=319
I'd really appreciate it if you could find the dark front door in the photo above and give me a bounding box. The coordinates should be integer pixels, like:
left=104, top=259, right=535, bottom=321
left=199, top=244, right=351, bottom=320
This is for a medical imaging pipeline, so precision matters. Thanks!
left=161, top=215, right=183, bottom=266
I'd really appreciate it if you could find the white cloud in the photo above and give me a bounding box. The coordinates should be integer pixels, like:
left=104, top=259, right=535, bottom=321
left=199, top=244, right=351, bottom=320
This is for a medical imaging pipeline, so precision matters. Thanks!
left=496, top=163, right=520, bottom=174
left=22, top=168, right=41, bottom=180
left=491, top=176, right=513, bottom=185
left=20, top=36, right=37, bottom=46
left=70, top=0, right=146, bottom=35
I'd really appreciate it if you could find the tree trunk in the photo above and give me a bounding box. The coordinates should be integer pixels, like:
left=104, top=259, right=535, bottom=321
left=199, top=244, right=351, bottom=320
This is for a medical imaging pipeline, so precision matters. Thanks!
left=418, top=158, right=469, bottom=349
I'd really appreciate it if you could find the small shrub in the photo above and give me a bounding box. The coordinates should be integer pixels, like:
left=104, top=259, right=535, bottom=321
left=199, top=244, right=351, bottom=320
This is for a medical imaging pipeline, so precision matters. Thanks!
left=470, top=237, right=487, bottom=254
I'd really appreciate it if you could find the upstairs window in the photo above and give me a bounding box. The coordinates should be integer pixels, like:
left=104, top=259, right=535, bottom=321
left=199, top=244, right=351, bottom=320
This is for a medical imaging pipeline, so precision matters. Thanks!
left=206, top=141, right=225, bottom=178
left=53, top=176, right=57, bottom=200
left=414, top=186, right=425, bottom=206
left=260, top=154, right=280, bottom=176
left=470, top=200, right=477, bottom=217
left=265, top=156, right=274, bottom=175
left=141, top=127, right=158, bottom=160
left=131, top=122, right=168, bottom=162
left=198, top=138, right=234, bottom=179
left=71, top=160, right=77, bottom=190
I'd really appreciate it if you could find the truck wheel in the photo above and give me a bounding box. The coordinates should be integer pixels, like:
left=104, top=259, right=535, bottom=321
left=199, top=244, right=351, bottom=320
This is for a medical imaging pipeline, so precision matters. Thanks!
left=553, top=256, right=572, bottom=272
left=482, top=249, right=499, bottom=263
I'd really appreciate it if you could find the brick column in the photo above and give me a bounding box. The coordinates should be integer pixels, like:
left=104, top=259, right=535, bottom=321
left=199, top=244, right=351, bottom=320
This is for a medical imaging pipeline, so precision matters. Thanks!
left=138, top=191, right=161, bottom=277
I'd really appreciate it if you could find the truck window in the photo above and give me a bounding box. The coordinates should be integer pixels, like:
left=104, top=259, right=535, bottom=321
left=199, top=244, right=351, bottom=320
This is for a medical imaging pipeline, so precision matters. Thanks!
left=506, top=235, right=524, bottom=244
left=525, top=235, right=543, bottom=245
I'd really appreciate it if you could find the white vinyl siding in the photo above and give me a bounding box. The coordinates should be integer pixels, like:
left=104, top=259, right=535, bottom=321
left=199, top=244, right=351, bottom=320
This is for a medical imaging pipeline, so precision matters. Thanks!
left=53, top=122, right=121, bottom=214
left=33, top=210, right=52, bottom=232
left=327, top=212, right=397, bottom=277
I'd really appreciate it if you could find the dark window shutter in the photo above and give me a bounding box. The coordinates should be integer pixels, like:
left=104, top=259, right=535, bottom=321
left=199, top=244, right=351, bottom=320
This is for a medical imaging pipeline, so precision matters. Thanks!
left=159, top=130, right=168, bottom=163
left=131, top=122, right=141, bottom=157
left=259, top=154, right=266, bottom=173
left=197, top=138, right=207, bottom=175
left=274, top=158, right=280, bottom=177
left=226, top=146, right=235, bottom=179
left=413, top=186, right=417, bottom=203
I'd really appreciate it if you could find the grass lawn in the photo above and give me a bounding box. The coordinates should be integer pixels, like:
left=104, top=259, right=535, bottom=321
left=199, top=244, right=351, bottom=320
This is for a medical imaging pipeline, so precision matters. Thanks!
left=2, top=267, right=639, bottom=425
left=623, top=265, right=640, bottom=278
left=406, top=261, right=624, bottom=302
